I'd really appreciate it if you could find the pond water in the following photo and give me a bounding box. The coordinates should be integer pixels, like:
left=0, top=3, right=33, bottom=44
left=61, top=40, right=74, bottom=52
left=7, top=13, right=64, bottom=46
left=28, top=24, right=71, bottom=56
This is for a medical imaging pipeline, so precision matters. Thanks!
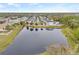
left=0, top=27, right=68, bottom=55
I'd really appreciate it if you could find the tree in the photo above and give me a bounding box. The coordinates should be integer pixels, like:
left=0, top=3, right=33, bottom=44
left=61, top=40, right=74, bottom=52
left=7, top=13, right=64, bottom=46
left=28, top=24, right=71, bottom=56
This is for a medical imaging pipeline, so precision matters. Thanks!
left=20, top=21, right=25, bottom=25
left=5, top=25, right=13, bottom=30
left=35, top=23, right=38, bottom=25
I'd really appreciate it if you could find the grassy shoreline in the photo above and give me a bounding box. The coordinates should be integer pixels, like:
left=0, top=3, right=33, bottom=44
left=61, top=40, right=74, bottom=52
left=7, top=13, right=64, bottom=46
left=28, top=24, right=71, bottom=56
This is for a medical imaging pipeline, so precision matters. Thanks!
left=62, top=27, right=79, bottom=54
left=26, top=25, right=64, bottom=29
left=0, top=24, right=24, bottom=52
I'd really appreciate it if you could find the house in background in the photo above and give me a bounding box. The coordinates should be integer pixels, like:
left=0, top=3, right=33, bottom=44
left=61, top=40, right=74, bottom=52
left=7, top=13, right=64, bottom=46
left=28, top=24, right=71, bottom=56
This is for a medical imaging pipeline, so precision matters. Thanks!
left=7, top=16, right=20, bottom=25
left=44, top=16, right=63, bottom=26
left=20, top=16, right=28, bottom=21
left=0, top=18, right=8, bottom=31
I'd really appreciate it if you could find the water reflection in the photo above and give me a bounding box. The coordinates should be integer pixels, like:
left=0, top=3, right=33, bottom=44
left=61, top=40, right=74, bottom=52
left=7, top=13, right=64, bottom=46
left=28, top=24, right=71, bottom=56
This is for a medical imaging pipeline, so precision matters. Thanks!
left=30, top=28, right=33, bottom=31
left=26, top=26, right=55, bottom=31
left=41, top=28, right=43, bottom=30
left=46, top=28, right=54, bottom=31
left=35, top=28, right=38, bottom=31
left=26, top=27, right=42, bottom=31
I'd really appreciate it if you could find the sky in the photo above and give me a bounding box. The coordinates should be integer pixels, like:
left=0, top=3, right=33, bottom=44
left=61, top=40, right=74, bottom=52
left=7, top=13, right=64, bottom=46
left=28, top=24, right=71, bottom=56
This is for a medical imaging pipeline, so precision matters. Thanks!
left=0, top=3, right=79, bottom=12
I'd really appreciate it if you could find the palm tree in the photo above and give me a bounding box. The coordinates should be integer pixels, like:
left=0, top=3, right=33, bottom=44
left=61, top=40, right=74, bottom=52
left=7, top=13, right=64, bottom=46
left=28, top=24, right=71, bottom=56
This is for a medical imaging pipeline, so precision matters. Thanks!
left=41, top=22, right=43, bottom=25
left=30, top=22, right=33, bottom=25
left=26, top=22, right=29, bottom=24
left=26, top=26, right=29, bottom=30
left=35, top=23, right=38, bottom=26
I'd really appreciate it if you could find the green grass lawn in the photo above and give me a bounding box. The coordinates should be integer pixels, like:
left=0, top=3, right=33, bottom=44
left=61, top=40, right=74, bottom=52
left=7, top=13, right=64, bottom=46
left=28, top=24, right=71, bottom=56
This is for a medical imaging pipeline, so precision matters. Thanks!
left=26, top=25, right=63, bottom=29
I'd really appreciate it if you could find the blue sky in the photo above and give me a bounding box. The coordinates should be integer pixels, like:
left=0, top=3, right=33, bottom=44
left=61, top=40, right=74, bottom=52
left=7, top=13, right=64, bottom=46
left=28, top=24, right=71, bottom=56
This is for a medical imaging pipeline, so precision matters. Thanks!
left=0, top=3, right=79, bottom=12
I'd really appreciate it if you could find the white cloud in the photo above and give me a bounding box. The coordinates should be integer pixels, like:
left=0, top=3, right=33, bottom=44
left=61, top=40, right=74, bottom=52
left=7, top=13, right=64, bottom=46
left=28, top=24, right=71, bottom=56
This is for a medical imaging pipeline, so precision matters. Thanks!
left=7, top=3, right=20, bottom=7
left=27, top=3, right=39, bottom=6
left=0, top=3, right=78, bottom=12
left=27, top=3, right=43, bottom=7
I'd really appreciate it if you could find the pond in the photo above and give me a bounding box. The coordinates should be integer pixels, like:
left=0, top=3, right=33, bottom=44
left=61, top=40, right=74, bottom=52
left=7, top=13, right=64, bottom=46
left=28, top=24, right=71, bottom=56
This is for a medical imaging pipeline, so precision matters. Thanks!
left=0, top=27, right=69, bottom=55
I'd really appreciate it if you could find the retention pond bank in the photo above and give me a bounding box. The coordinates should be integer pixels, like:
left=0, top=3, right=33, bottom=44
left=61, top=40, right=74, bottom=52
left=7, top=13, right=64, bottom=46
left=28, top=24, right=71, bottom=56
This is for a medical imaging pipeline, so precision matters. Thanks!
left=0, top=27, right=69, bottom=55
